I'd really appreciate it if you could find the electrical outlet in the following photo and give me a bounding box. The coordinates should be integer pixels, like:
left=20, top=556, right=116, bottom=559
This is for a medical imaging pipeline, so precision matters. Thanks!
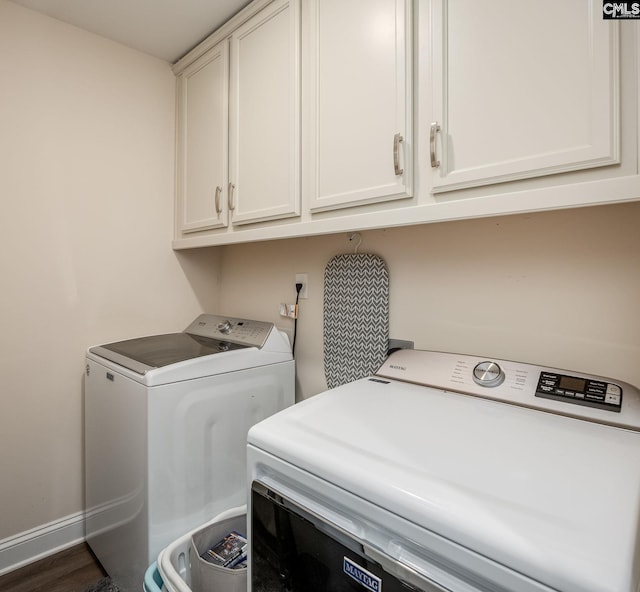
left=295, top=273, right=308, bottom=299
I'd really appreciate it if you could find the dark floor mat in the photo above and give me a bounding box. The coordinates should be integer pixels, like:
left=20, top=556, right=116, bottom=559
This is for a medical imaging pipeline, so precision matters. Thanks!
left=84, top=578, right=121, bottom=592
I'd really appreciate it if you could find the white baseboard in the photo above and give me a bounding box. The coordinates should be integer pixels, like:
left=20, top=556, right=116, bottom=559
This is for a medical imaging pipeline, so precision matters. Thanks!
left=0, top=512, right=85, bottom=576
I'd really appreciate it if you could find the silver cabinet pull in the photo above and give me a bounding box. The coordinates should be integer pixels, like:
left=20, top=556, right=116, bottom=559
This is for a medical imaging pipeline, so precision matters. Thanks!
left=228, top=183, right=236, bottom=212
left=393, top=133, right=404, bottom=176
left=214, top=186, right=222, bottom=214
left=430, top=122, right=441, bottom=168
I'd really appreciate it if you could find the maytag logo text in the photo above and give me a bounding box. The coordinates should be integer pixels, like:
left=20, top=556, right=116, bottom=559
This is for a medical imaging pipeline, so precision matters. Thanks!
left=343, top=558, right=382, bottom=592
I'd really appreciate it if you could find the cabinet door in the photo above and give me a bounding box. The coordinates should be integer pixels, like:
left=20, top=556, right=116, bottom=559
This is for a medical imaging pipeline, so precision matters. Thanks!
left=176, top=41, right=229, bottom=232
left=304, top=0, right=412, bottom=212
left=430, top=0, right=619, bottom=193
left=228, top=0, right=300, bottom=226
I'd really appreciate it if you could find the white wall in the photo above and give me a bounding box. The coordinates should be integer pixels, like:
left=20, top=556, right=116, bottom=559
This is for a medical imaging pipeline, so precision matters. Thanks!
left=0, top=1, right=219, bottom=542
left=217, top=202, right=640, bottom=400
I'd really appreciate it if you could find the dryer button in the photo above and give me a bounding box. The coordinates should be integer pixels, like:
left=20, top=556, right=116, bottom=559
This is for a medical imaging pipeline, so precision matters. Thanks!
left=605, top=392, right=621, bottom=405
left=473, top=361, right=505, bottom=388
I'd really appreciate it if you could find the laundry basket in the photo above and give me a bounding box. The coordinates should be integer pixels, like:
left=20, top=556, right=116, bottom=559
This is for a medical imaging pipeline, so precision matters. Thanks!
left=143, top=562, right=164, bottom=592
left=155, top=505, right=247, bottom=592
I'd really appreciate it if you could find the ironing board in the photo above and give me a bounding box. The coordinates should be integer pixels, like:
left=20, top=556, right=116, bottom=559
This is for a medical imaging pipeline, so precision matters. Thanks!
left=323, top=252, right=389, bottom=389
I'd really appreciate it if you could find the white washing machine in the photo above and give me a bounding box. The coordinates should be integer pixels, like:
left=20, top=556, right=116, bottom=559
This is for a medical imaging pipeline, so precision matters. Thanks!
left=248, top=349, right=640, bottom=592
left=85, top=314, right=294, bottom=592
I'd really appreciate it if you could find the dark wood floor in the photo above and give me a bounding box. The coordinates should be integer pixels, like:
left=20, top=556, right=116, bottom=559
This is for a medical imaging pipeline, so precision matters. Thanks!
left=0, top=543, right=107, bottom=592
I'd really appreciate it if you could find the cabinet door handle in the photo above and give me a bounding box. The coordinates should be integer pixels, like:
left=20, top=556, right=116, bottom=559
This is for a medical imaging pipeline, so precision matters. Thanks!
left=393, top=133, right=404, bottom=176
left=228, top=183, right=236, bottom=212
left=430, top=122, right=441, bottom=169
left=214, top=186, right=222, bottom=214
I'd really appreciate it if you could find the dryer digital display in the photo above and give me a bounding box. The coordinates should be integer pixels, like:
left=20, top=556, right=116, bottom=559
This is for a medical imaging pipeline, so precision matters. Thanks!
left=535, top=371, right=623, bottom=412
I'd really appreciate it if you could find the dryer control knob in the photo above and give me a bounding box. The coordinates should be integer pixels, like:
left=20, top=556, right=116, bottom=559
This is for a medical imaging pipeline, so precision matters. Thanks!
left=217, top=320, right=232, bottom=334
left=473, top=361, right=505, bottom=387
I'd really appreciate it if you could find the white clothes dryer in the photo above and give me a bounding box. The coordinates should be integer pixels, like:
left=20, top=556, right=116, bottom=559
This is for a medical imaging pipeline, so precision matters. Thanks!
left=85, top=314, right=294, bottom=592
left=248, top=349, right=640, bottom=592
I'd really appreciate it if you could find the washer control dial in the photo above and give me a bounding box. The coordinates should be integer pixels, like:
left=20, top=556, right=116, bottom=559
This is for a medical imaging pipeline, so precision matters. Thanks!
left=473, top=361, right=505, bottom=387
left=216, top=320, right=233, bottom=334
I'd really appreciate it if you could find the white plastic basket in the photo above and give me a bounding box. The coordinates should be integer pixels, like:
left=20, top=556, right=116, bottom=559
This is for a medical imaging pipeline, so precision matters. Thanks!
left=156, top=505, right=247, bottom=592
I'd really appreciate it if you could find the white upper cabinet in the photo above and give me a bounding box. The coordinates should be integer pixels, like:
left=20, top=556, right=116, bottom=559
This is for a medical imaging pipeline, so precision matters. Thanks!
left=175, top=0, right=300, bottom=235
left=429, top=0, right=620, bottom=193
left=303, top=0, right=413, bottom=212
left=229, top=0, right=301, bottom=225
left=176, top=41, right=229, bottom=233
left=172, top=0, right=639, bottom=249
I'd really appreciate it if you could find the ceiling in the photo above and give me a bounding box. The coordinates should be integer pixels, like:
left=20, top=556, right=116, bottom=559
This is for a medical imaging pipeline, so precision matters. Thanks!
left=8, top=0, right=252, bottom=63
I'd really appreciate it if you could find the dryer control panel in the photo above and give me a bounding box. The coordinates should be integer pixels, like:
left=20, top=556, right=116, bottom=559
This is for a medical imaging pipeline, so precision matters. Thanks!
left=376, top=349, right=640, bottom=431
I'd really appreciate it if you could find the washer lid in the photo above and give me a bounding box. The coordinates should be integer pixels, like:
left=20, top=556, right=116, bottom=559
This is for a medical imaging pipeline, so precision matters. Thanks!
left=89, top=333, right=247, bottom=375
left=88, top=314, right=277, bottom=375
left=248, top=375, right=640, bottom=592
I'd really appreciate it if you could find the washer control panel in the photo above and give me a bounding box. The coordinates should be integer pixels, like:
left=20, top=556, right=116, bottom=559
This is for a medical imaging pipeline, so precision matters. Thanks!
left=184, top=314, right=273, bottom=348
left=536, top=372, right=622, bottom=412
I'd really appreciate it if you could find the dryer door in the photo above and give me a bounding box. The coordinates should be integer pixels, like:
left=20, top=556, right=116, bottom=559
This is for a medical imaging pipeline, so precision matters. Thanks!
left=251, top=481, right=462, bottom=592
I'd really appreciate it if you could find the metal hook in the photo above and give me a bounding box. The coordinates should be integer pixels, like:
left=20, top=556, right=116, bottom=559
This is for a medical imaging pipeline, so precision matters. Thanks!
left=348, top=232, right=362, bottom=254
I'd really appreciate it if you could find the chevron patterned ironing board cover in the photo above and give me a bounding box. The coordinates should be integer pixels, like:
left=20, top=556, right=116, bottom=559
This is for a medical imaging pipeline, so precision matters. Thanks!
left=323, top=253, right=389, bottom=389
